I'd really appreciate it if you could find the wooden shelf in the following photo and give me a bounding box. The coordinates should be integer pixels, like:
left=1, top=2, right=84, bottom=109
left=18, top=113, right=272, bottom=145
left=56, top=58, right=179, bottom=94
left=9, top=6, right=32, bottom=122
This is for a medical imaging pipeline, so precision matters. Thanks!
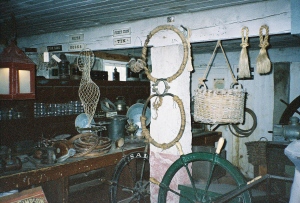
left=0, top=79, right=150, bottom=147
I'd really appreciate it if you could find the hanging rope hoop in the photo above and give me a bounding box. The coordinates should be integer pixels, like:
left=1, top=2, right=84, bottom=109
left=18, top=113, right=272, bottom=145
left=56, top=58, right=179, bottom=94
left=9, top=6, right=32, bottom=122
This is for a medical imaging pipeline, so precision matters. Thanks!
left=238, top=26, right=251, bottom=79
left=229, top=108, right=257, bottom=137
left=241, top=26, right=249, bottom=47
left=131, top=25, right=189, bottom=83
left=256, top=24, right=271, bottom=74
left=141, top=93, right=186, bottom=150
left=259, top=25, right=269, bottom=49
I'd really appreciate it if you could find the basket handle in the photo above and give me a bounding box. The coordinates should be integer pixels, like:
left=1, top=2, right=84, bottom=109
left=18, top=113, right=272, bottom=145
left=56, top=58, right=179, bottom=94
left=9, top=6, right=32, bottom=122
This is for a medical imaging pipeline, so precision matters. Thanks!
left=199, top=40, right=238, bottom=87
left=230, top=83, right=243, bottom=90
left=259, top=137, right=268, bottom=141
left=198, top=78, right=208, bottom=89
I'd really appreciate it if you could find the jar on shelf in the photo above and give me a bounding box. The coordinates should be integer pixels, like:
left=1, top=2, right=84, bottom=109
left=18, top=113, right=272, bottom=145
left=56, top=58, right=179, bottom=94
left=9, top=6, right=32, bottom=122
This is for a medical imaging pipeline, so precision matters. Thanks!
left=70, top=58, right=81, bottom=80
left=58, top=54, right=70, bottom=79
left=113, top=67, right=120, bottom=81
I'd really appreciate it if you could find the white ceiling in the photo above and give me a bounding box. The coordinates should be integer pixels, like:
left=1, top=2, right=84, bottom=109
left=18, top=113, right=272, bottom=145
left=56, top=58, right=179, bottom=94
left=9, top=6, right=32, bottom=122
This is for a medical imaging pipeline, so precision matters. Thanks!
left=0, top=0, right=263, bottom=38
left=0, top=0, right=299, bottom=54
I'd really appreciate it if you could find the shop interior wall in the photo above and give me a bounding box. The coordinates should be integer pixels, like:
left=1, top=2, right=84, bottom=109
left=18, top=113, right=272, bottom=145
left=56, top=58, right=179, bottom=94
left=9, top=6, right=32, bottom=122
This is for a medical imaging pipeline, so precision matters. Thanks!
left=191, top=46, right=300, bottom=177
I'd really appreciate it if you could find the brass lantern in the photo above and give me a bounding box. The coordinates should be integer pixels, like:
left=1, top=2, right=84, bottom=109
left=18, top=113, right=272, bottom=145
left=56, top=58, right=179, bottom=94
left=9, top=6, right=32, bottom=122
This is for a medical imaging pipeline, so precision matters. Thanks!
left=0, top=41, right=36, bottom=100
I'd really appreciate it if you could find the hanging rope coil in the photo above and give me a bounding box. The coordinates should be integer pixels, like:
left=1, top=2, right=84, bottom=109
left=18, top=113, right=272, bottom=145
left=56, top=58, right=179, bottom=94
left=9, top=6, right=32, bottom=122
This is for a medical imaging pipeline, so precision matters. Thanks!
left=131, top=25, right=189, bottom=83
left=229, top=108, right=257, bottom=137
left=141, top=93, right=186, bottom=150
left=238, top=26, right=251, bottom=79
left=256, top=24, right=271, bottom=74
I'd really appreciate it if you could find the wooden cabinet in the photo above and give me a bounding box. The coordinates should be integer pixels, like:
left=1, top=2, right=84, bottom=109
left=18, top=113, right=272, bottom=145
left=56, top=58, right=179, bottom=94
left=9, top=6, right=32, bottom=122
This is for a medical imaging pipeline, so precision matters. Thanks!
left=36, top=86, right=54, bottom=102
left=0, top=79, right=150, bottom=148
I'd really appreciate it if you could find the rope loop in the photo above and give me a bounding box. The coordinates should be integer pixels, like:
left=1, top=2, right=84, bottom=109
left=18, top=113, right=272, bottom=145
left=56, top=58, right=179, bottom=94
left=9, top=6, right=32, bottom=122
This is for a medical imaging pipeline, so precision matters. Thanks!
left=259, top=24, right=269, bottom=49
left=141, top=93, right=186, bottom=150
left=240, top=26, right=249, bottom=48
left=138, top=25, right=189, bottom=83
left=68, top=133, right=99, bottom=157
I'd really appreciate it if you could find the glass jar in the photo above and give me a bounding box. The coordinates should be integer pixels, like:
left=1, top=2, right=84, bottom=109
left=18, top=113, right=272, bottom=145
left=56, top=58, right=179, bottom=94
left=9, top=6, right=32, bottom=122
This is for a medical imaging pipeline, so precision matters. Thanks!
left=58, top=54, right=70, bottom=79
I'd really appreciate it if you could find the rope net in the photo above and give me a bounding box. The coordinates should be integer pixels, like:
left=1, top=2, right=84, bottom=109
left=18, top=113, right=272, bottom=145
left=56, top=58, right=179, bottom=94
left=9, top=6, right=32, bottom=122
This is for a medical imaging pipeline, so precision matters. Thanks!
left=77, top=49, right=100, bottom=126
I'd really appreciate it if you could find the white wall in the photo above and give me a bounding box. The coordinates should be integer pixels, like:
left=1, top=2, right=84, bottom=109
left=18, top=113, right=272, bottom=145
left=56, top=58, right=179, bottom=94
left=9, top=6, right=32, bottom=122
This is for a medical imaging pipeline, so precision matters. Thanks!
left=191, top=46, right=300, bottom=177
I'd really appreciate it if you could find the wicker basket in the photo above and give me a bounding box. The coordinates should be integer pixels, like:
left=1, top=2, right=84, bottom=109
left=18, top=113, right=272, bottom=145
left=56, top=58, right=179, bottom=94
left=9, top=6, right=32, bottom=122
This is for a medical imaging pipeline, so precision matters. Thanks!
left=194, top=86, right=245, bottom=124
left=193, top=40, right=245, bottom=124
left=245, top=140, right=267, bottom=165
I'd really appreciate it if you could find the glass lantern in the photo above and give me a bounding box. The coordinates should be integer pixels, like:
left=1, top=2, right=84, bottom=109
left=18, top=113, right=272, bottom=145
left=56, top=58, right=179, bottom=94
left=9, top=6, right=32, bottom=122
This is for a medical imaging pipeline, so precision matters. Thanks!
left=0, top=41, right=36, bottom=100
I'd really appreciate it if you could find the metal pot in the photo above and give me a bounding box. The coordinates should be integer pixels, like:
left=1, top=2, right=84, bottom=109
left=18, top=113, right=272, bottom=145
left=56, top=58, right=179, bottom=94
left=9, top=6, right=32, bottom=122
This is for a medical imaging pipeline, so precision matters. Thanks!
left=107, top=115, right=127, bottom=141
left=114, top=96, right=126, bottom=112
left=41, top=147, right=56, bottom=164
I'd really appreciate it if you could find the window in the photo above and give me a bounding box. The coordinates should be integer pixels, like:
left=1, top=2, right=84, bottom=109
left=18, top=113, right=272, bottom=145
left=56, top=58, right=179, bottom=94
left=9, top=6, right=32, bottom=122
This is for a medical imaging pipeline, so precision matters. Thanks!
left=103, top=60, right=127, bottom=81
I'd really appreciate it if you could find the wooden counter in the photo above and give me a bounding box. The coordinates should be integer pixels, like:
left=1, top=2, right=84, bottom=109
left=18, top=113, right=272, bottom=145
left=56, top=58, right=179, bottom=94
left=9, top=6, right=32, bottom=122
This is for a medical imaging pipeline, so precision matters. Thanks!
left=0, top=143, right=146, bottom=203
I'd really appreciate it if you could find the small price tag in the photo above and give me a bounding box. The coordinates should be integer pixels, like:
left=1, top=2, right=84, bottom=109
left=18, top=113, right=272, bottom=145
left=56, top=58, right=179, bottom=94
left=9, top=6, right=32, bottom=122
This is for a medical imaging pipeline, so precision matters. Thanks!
left=69, top=34, right=84, bottom=42
left=68, top=43, right=85, bottom=51
left=113, top=37, right=131, bottom=45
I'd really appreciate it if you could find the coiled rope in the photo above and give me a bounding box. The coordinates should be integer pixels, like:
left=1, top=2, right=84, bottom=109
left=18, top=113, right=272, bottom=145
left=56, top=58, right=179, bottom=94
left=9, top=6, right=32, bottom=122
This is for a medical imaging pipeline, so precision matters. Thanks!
left=141, top=93, right=186, bottom=150
left=229, top=108, right=257, bottom=137
left=131, top=25, right=189, bottom=83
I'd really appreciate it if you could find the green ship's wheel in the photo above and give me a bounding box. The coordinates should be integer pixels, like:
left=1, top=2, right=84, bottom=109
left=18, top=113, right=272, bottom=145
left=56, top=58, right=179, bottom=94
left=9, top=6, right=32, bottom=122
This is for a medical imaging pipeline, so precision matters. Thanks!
left=151, top=140, right=252, bottom=203
left=110, top=145, right=150, bottom=203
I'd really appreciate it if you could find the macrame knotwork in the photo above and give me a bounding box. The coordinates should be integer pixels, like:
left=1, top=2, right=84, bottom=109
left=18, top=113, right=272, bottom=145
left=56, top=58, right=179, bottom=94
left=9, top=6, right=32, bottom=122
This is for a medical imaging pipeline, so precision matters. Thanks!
left=238, top=26, right=251, bottom=79
left=256, top=24, right=271, bottom=74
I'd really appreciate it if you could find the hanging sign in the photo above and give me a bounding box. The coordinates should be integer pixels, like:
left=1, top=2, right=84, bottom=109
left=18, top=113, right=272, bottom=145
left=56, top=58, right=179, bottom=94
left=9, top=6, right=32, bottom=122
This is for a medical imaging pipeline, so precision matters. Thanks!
left=68, top=43, right=85, bottom=51
left=47, top=45, right=62, bottom=52
left=113, top=37, right=131, bottom=45
left=69, top=34, right=84, bottom=42
left=113, top=28, right=131, bottom=36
